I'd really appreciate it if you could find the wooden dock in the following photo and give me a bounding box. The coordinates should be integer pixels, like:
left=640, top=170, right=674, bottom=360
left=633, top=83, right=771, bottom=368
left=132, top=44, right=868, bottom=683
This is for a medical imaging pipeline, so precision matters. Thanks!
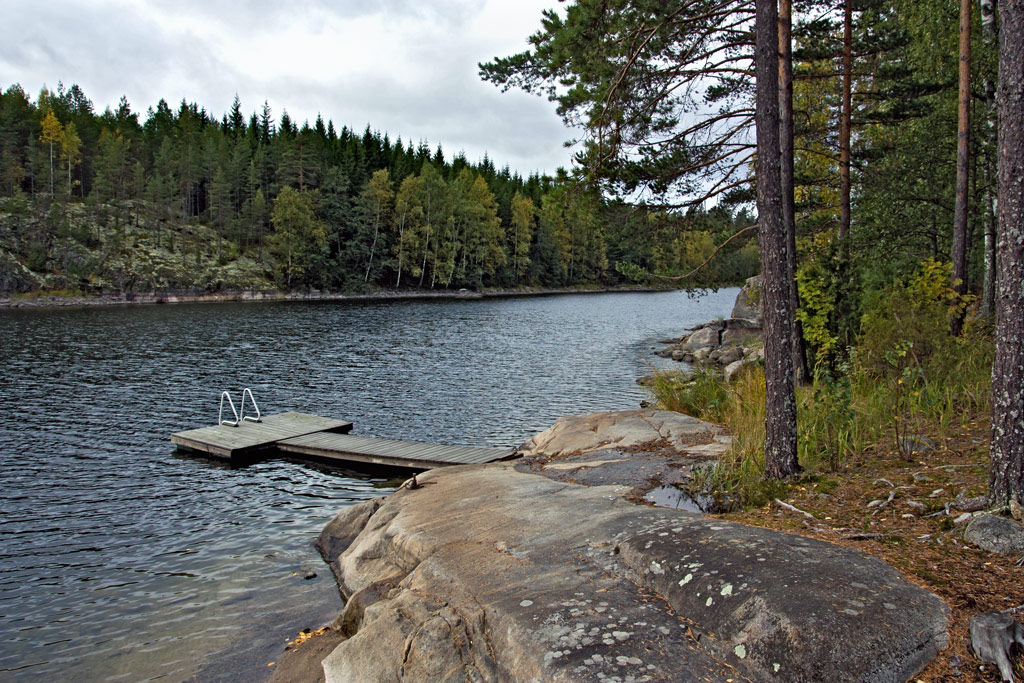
left=171, top=411, right=516, bottom=470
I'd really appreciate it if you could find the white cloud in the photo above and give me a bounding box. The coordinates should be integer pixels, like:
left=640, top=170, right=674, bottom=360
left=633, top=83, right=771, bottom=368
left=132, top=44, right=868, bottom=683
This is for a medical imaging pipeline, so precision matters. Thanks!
left=0, top=0, right=571, bottom=175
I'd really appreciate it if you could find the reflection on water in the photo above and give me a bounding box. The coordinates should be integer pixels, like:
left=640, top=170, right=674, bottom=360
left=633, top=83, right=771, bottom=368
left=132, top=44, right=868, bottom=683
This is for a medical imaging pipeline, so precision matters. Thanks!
left=0, top=289, right=736, bottom=681
left=645, top=485, right=714, bottom=513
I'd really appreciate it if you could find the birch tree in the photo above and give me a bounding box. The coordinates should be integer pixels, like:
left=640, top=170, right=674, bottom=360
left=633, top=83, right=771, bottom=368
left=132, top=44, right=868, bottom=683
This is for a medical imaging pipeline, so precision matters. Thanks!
left=510, top=192, right=536, bottom=283
left=393, top=174, right=425, bottom=288
left=61, top=121, right=80, bottom=197
left=360, top=169, right=394, bottom=283
left=39, top=111, right=62, bottom=196
left=980, top=0, right=998, bottom=317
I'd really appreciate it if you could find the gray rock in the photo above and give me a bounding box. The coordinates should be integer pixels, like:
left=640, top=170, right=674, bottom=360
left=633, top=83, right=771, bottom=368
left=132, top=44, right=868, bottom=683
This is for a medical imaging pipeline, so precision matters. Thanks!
left=692, top=346, right=712, bottom=362
left=721, top=326, right=762, bottom=346
left=680, top=325, right=720, bottom=352
left=519, top=409, right=721, bottom=456
left=717, top=346, right=744, bottom=365
left=744, top=346, right=765, bottom=362
left=723, top=317, right=762, bottom=330
left=317, top=460, right=948, bottom=683
left=730, top=275, right=762, bottom=323
left=671, top=349, right=691, bottom=362
left=724, top=359, right=748, bottom=382
left=964, top=513, right=1024, bottom=555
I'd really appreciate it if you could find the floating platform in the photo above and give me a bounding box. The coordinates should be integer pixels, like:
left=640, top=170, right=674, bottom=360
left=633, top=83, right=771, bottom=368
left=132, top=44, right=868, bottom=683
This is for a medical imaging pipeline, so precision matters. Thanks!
left=171, top=411, right=516, bottom=471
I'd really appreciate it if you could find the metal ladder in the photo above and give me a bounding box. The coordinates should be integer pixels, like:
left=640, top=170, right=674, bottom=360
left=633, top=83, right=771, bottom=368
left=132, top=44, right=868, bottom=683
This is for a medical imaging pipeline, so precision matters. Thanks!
left=219, top=388, right=262, bottom=427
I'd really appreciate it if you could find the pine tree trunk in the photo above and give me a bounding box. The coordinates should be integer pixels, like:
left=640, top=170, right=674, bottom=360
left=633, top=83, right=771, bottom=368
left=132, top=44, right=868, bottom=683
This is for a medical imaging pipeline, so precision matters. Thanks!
left=951, top=0, right=972, bottom=337
left=756, top=0, right=799, bottom=480
left=990, top=0, right=1024, bottom=508
left=778, top=0, right=810, bottom=383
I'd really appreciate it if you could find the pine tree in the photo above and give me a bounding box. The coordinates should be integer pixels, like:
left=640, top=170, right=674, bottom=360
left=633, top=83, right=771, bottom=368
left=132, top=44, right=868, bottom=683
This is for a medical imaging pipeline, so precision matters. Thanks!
left=990, top=0, right=1024, bottom=509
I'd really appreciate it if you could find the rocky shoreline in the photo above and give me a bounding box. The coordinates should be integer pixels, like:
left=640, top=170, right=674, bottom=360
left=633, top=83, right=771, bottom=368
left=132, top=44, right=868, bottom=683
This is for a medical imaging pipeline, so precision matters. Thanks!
left=295, top=409, right=949, bottom=682
left=649, top=275, right=766, bottom=382
left=0, top=284, right=669, bottom=310
left=268, top=408, right=955, bottom=682
left=268, top=277, right=1024, bottom=681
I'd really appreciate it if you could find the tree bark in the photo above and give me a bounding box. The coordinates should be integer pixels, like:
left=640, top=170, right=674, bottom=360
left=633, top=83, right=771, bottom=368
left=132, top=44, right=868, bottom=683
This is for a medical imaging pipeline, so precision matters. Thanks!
left=951, top=0, right=973, bottom=337
left=839, top=1, right=852, bottom=240
left=991, top=0, right=1024, bottom=508
left=756, top=0, right=799, bottom=480
left=981, top=0, right=998, bottom=317
left=778, top=0, right=810, bottom=384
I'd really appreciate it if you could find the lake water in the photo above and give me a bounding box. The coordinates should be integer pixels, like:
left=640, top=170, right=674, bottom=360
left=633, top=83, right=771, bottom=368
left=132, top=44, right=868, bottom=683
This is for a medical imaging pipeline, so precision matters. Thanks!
left=0, top=288, right=736, bottom=681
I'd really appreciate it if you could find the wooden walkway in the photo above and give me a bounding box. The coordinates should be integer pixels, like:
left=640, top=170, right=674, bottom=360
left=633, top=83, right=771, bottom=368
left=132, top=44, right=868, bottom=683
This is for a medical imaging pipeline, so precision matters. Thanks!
left=171, top=411, right=515, bottom=470
left=278, top=432, right=515, bottom=470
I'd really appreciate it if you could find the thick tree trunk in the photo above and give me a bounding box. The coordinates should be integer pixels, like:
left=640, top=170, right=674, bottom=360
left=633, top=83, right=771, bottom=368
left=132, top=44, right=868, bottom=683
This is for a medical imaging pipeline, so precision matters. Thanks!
left=991, top=0, right=1024, bottom=508
left=756, top=0, right=799, bottom=480
left=778, top=0, right=810, bottom=384
left=951, top=0, right=972, bottom=336
left=839, top=1, right=852, bottom=240
left=981, top=0, right=998, bottom=317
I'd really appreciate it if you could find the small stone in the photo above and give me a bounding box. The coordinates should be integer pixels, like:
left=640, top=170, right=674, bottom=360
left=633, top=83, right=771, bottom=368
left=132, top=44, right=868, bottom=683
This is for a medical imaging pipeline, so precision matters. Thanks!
left=304, top=571, right=317, bottom=580
left=964, top=513, right=1024, bottom=554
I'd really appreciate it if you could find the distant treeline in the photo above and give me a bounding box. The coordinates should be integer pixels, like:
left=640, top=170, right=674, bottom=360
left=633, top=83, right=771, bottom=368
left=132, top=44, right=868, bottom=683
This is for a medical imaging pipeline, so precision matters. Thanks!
left=0, top=83, right=758, bottom=293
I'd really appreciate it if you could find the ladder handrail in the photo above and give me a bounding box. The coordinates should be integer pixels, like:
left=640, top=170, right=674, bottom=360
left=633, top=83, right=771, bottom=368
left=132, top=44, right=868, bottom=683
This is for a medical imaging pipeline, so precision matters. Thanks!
left=240, top=387, right=261, bottom=423
left=219, top=391, right=240, bottom=427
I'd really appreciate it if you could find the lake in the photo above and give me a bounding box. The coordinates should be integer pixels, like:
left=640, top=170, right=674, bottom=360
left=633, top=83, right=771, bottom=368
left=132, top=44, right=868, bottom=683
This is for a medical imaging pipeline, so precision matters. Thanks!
left=0, top=288, right=737, bottom=681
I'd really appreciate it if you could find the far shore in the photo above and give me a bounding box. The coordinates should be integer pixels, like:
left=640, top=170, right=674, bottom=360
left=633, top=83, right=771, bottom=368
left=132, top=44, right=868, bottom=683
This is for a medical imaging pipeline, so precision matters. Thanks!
left=0, top=284, right=704, bottom=310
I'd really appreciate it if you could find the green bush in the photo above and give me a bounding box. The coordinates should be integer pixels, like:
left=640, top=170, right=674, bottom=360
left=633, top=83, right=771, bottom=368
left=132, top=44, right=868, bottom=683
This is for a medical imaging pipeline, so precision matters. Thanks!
left=647, top=260, right=992, bottom=508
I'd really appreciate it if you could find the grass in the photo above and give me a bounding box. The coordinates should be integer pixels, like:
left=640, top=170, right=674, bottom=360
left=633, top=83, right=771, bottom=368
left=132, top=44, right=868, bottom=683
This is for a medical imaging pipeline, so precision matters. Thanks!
left=645, top=324, right=993, bottom=508
left=645, top=265, right=1012, bottom=680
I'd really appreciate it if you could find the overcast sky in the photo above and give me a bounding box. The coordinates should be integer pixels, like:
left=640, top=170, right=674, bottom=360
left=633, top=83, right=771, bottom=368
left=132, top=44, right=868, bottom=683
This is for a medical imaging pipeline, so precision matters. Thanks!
left=0, top=0, right=574, bottom=177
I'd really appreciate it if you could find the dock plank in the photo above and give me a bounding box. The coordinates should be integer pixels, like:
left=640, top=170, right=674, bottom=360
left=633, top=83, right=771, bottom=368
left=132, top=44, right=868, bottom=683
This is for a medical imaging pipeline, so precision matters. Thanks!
left=172, top=412, right=352, bottom=458
left=277, top=432, right=515, bottom=469
left=172, top=411, right=516, bottom=470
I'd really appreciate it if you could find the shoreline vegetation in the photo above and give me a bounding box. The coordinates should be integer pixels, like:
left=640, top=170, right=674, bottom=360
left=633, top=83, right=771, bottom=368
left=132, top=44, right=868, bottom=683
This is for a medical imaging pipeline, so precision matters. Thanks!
left=0, top=82, right=758, bottom=308
left=641, top=271, right=1021, bottom=681
left=0, top=283, right=680, bottom=309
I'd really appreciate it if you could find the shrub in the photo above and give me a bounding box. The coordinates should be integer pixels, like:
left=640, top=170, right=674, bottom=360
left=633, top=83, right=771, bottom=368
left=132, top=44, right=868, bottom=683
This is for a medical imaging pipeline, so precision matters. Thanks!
left=645, top=366, right=730, bottom=423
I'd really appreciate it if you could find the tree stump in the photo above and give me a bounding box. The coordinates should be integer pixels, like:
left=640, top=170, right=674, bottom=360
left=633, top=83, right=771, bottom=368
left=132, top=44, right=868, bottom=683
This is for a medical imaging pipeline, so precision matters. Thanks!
left=970, top=611, right=1024, bottom=682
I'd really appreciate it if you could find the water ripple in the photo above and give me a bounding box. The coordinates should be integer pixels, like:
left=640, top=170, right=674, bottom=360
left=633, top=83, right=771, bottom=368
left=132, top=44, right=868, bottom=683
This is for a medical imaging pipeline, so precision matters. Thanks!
left=0, top=289, right=735, bottom=681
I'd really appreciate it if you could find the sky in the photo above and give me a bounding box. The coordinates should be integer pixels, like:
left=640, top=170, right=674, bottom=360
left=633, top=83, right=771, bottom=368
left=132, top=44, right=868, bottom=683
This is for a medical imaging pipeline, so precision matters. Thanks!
left=0, top=0, right=574, bottom=177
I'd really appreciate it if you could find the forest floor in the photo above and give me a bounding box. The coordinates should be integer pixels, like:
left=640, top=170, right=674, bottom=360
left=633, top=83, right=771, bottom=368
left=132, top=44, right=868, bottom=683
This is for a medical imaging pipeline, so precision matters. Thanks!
left=719, top=415, right=1023, bottom=682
